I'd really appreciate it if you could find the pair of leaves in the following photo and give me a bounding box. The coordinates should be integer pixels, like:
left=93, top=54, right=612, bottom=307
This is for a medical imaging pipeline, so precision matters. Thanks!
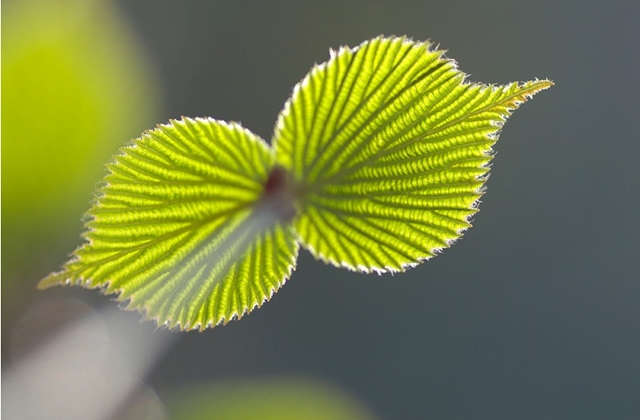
left=40, top=36, right=552, bottom=330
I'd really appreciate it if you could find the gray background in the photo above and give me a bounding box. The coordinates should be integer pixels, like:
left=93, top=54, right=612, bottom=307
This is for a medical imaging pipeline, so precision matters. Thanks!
left=10, top=1, right=640, bottom=419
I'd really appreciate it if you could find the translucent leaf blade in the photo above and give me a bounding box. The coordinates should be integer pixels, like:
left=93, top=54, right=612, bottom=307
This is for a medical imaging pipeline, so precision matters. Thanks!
left=274, top=36, right=552, bottom=272
left=40, top=117, right=299, bottom=330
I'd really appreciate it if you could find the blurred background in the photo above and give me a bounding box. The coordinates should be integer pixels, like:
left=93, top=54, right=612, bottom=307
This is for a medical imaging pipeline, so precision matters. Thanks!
left=3, top=0, right=639, bottom=419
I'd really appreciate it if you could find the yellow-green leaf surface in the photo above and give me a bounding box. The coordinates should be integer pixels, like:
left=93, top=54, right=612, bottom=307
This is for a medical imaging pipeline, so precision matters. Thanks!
left=41, top=36, right=551, bottom=330
left=40, top=118, right=298, bottom=330
left=274, top=36, right=552, bottom=272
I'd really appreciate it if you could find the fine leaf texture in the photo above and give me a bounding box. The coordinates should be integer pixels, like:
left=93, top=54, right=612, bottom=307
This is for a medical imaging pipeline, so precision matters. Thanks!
left=274, top=36, right=552, bottom=272
left=40, top=36, right=551, bottom=330
left=40, top=118, right=299, bottom=330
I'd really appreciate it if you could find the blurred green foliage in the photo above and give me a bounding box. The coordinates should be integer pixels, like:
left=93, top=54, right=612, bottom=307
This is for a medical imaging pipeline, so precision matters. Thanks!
left=2, top=0, right=159, bottom=307
left=167, top=378, right=376, bottom=420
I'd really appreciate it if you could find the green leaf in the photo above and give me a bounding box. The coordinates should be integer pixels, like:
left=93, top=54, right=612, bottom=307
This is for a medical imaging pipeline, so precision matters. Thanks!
left=274, top=36, right=552, bottom=272
left=40, top=36, right=551, bottom=330
left=40, top=118, right=299, bottom=330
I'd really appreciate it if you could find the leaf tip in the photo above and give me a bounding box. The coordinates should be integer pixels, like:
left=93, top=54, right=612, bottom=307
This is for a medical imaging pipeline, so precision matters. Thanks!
left=37, top=269, right=81, bottom=290
left=37, top=272, right=64, bottom=290
left=520, top=78, right=555, bottom=98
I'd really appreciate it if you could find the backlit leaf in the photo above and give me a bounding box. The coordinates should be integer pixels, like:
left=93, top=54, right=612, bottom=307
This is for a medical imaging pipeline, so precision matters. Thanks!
left=40, top=118, right=299, bottom=330
left=40, top=36, right=551, bottom=330
left=274, top=36, right=552, bottom=272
